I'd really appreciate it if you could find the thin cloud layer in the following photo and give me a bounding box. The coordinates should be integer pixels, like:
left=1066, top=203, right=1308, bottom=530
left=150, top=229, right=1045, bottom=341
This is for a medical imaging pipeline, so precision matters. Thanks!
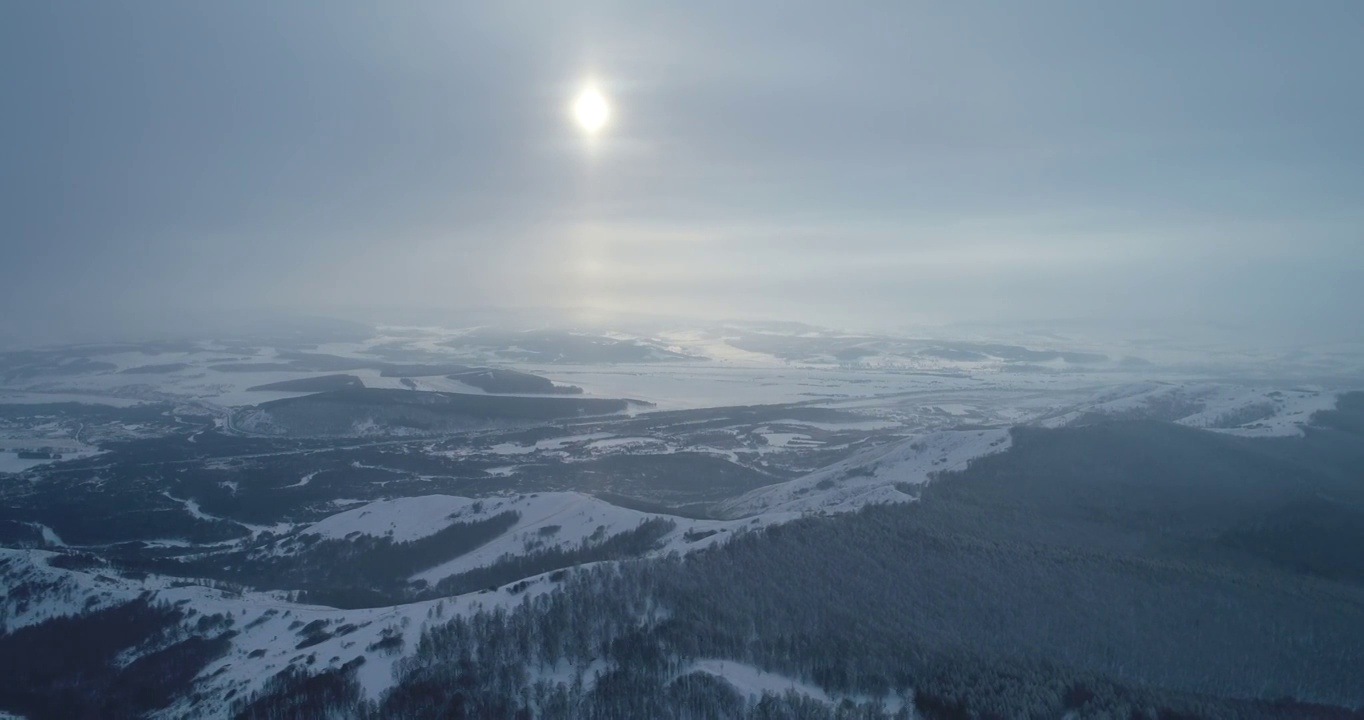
left=2, top=2, right=1360, bottom=346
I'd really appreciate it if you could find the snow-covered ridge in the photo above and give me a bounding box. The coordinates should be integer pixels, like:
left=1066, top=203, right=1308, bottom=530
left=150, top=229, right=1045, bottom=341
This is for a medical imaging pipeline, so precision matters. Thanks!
left=7, top=538, right=917, bottom=720
left=267, top=489, right=763, bottom=587
left=292, top=428, right=1020, bottom=588
left=0, top=548, right=565, bottom=719
left=287, top=491, right=753, bottom=587
left=406, top=492, right=744, bottom=586
left=719, top=428, right=1012, bottom=518
left=1039, top=382, right=1340, bottom=438
left=1175, top=385, right=1338, bottom=437
left=685, top=660, right=835, bottom=704
left=302, top=495, right=481, bottom=544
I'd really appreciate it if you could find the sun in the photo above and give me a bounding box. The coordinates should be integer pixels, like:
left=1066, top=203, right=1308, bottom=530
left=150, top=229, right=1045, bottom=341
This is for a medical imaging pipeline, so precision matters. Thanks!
left=573, top=86, right=610, bottom=134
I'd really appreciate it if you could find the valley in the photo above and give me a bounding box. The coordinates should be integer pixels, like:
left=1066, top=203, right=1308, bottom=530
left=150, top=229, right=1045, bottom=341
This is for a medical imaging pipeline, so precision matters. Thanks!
left=0, top=323, right=1361, bottom=719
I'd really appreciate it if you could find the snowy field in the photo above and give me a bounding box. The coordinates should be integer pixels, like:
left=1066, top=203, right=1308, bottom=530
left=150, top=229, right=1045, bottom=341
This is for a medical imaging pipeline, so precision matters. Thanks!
left=0, top=450, right=100, bottom=474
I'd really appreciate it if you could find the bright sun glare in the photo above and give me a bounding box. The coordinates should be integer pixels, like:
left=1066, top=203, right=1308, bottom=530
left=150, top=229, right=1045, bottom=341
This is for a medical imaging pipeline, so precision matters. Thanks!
left=573, top=86, right=610, bottom=134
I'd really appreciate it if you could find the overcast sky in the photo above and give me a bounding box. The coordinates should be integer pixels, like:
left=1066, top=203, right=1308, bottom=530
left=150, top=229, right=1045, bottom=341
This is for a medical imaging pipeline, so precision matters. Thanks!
left=2, top=1, right=1361, bottom=346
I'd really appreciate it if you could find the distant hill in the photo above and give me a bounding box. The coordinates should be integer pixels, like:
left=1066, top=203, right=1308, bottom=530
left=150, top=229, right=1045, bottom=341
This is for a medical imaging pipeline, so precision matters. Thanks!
left=377, top=364, right=472, bottom=377
left=235, top=387, right=641, bottom=437
left=449, top=368, right=582, bottom=394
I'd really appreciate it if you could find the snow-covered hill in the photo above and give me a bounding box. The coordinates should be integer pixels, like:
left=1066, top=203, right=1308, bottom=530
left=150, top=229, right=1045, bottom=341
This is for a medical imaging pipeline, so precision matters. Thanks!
left=300, top=495, right=478, bottom=544
left=719, top=428, right=1012, bottom=517
left=288, top=491, right=748, bottom=587
left=1038, top=382, right=1339, bottom=437
left=0, top=548, right=565, bottom=718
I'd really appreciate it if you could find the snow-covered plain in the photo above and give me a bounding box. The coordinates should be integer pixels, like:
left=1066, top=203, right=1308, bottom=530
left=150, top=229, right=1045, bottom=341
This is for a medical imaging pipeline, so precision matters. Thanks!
left=0, top=452, right=65, bottom=474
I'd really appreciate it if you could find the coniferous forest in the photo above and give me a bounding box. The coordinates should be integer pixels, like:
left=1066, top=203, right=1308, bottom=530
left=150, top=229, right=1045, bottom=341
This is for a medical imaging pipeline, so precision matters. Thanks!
left=225, top=397, right=1364, bottom=719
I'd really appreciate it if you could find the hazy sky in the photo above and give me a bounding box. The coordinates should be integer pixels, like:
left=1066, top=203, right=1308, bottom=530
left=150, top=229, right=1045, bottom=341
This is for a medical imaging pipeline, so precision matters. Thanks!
left=3, top=1, right=1361, bottom=346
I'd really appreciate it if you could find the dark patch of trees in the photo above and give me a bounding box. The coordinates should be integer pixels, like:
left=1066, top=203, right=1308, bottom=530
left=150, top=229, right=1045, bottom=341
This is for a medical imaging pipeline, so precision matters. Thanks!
left=249, top=388, right=633, bottom=437
left=0, top=598, right=230, bottom=720
left=448, top=368, right=583, bottom=395
left=236, top=402, right=1364, bottom=717
left=234, top=660, right=366, bottom=720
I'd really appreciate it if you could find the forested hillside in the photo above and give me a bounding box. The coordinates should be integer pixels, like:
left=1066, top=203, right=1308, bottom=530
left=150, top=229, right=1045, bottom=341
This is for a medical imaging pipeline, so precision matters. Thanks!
left=232, top=395, right=1364, bottom=719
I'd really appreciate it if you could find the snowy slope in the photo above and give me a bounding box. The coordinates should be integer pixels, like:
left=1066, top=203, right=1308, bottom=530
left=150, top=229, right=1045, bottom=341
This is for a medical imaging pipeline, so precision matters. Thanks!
left=407, top=492, right=742, bottom=585
left=11, top=537, right=918, bottom=720
left=0, top=549, right=145, bottom=631
left=719, top=428, right=1012, bottom=517
left=1038, top=382, right=1340, bottom=438
left=159, top=581, right=547, bottom=718
left=1174, top=385, right=1338, bottom=437
left=0, top=548, right=567, bottom=718
left=294, top=430, right=1021, bottom=588
left=302, top=495, right=478, bottom=543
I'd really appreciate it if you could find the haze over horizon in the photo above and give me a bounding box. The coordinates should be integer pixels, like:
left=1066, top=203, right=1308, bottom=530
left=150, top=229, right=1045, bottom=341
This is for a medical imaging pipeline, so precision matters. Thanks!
left=3, top=2, right=1361, bottom=348
left=3, top=8, right=1364, bottom=715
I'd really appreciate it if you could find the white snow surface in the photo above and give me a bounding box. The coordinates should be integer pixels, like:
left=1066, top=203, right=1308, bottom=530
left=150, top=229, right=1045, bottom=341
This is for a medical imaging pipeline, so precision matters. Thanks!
left=1039, top=382, right=1340, bottom=438
left=284, top=490, right=764, bottom=588
left=681, top=659, right=907, bottom=713
left=292, top=430, right=1023, bottom=588
left=1178, top=385, right=1338, bottom=437
left=303, top=495, right=478, bottom=544
left=409, top=492, right=743, bottom=585
left=685, top=660, right=834, bottom=704
left=0, top=453, right=62, bottom=474
left=0, top=390, right=148, bottom=407
left=298, top=430, right=1017, bottom=591
left=759, top=432, right=813, bottom=448
left=0, top=548, right=567, bottom=719
left=721, top=427, right=1012, bottom=517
